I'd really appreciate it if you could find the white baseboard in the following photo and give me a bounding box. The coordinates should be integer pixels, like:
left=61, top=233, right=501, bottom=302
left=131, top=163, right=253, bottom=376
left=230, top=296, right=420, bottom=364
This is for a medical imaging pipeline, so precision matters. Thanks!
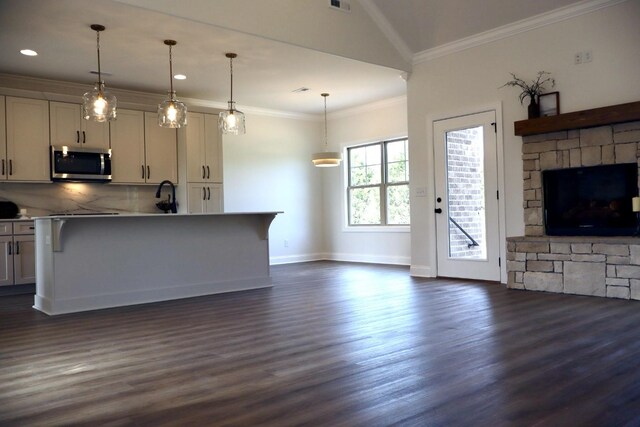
left=326, top=252, right=411, bottom=266
left=270, top=252, right=412, bottom=266
left=410, top=265, right=434, bottom=277
left=270, top=253, right=328, bottom=265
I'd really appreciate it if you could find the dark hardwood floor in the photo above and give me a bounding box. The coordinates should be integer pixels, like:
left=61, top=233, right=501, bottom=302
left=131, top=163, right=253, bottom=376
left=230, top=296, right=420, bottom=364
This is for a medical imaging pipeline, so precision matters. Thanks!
left=1, top=261, right=640, bottom=426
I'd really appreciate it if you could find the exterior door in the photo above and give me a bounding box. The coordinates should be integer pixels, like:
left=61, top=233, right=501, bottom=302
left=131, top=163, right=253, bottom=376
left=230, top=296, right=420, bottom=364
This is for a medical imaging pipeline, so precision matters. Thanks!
left=433, top=111, right=501, bottom=281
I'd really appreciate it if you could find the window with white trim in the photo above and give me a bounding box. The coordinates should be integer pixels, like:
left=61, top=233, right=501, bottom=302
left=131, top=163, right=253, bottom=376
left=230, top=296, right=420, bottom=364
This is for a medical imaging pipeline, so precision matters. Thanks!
left=347, top=138, right=410, bottom=226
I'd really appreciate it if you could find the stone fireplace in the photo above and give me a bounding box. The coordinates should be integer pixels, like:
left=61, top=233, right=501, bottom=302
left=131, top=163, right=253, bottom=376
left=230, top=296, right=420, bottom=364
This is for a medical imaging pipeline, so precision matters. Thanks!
left=507, top=119, right=640, bottom=300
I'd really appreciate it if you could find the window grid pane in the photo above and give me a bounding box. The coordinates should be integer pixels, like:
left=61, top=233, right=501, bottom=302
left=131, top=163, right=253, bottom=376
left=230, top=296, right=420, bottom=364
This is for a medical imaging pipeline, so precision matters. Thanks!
left=386, top=184, right=410, bottom=225
left=347, top=138, right=409, bottom=226
left=349, top=187, right=381, bottom=225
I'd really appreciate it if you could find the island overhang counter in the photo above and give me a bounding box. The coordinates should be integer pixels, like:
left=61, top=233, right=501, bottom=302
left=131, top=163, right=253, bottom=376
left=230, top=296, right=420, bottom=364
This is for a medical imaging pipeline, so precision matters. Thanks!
left=33, top=212, right=280, bottom=315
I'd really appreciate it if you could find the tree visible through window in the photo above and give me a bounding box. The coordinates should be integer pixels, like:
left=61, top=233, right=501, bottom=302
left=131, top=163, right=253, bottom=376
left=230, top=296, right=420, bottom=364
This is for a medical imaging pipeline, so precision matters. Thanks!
left=347, top=138, right=409, bottom=225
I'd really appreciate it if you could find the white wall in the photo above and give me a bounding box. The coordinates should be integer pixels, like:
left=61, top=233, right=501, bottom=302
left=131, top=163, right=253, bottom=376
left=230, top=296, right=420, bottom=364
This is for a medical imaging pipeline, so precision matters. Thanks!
left=407, top=1, right=640, bottom=277
left=222, top=113, right=326, bottom=264
left=323, top=97, right=411, bottom=265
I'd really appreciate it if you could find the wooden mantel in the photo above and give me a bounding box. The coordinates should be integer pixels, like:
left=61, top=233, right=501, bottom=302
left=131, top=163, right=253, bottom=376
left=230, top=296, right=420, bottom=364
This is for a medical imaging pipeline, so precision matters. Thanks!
left=514, top=101, right=640, bottom=136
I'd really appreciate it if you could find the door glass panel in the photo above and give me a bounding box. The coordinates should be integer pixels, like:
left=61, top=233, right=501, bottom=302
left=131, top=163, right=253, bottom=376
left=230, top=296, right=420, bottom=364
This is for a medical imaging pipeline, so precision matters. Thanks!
left=445, top=126, right=487, bottom=259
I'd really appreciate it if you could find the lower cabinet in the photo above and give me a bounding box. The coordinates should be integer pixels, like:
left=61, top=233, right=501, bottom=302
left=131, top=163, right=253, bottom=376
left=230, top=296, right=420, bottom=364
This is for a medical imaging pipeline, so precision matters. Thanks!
left=187, top=183, right=223, bottom=213
left=0, top=221, right=35, bottom=287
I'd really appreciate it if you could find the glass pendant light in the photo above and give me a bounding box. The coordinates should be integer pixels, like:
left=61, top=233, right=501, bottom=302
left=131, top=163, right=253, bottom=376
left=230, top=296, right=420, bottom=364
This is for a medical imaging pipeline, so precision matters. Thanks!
left=312, top=93, right=342, bottom=167
left=219, top=53, right=246, bottom=135
left=82, top=24, right=117, bottom=122
left=158, top=40, right=187, bottom=128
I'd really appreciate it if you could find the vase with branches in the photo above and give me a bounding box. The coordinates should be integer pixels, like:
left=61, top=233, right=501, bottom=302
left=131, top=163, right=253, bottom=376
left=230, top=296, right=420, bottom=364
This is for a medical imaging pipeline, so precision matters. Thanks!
left=501, top=71, right=555, bottom=119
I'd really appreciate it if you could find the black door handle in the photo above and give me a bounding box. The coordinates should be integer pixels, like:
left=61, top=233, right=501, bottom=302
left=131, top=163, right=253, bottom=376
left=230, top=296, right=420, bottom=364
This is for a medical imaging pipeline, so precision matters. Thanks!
left=435, top=208, right=442, bottom=214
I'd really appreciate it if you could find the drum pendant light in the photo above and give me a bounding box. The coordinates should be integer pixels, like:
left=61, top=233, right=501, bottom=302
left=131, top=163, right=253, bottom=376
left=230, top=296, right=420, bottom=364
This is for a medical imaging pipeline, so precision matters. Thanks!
left=312, top=93, right=342, bottom=167
left=219, top=53, right=246, bottom=135
left=158, top=40, right=187, bottom=128
left=82, top=24, right=117, bottom=122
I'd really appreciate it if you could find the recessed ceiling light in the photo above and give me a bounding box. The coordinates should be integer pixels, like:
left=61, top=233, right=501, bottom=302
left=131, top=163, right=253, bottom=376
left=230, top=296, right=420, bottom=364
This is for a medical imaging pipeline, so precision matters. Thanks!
left=174, top=74, right=186, bottom=80
left=20, top=49, right=38, bottom=56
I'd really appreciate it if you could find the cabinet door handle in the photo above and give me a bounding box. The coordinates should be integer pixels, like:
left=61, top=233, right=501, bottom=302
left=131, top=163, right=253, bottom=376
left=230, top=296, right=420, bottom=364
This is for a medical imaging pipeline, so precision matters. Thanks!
left=1, top=159, right=4, bottom=176
left=9, top=160, right=12, bottom=176
left=82, top=131, right=86, bottom=144
left=202, top=187, right=206, bottom=200
left=202, top=165, right=206, bottom=179
left=15, top=241, right=19, bottom=255
left=147, top=166, right=150, bottom=180
left=207, top=187, right=211, bottom=200
left=76, top=130, right=80, bottom=144
left=206, top=166, right=210, bottom=180
left=8, top=242, right=11, bottom=255
left=141, top=165, right=145, bottom=179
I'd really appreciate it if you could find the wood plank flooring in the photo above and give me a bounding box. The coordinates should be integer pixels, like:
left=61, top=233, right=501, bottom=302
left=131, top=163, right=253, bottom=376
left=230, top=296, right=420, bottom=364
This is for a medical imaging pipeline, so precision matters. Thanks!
left=1, top=261, right=640, bottom=426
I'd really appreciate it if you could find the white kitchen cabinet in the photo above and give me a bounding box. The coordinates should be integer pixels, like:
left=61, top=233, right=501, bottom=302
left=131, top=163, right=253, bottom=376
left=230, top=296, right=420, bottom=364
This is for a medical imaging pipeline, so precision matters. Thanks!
left=110, top=109, right=145, bottom=184
left=4, top=97, right=50, bottom=182
left=144, top=112, right=178, bottom=184
left=187, top=183, right=223, bottom=213
left=0, top=221, right=35, bottom=287
left=185, top=113, right=222, bottom=183
left=110, top=110, right=178, bottom=184
left=50, top=101, right=110, bottom=149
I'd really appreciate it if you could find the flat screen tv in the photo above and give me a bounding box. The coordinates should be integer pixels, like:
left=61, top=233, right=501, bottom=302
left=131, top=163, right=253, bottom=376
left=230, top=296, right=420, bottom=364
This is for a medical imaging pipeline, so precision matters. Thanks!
left=543, top=163, right=638, bottom=236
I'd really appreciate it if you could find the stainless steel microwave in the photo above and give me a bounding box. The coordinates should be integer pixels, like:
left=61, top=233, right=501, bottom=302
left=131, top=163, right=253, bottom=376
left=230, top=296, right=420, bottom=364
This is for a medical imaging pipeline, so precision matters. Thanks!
left=50, top=146, right=112, bottom=182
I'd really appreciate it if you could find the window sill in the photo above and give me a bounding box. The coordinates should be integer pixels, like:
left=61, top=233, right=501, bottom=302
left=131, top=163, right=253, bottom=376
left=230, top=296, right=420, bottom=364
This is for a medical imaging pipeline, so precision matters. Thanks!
left=342, top=225, right=410, bottom=233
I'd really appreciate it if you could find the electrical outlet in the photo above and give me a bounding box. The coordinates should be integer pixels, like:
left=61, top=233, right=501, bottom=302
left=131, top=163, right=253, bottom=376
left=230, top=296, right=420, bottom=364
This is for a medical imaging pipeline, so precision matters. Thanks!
left=284, top=240, right=289, bottom=248
left=574, top=50, right=593, bottom=65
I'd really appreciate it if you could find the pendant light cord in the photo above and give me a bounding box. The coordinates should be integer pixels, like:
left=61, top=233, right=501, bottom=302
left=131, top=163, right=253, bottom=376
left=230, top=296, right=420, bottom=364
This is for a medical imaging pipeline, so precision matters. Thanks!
left=229, top=56, right=234, bottom=104
left=324, top=95, right=328, bottom=150
left=96, top=29, right=102, bottom=84
left=169, top=44, right=174, bottom=95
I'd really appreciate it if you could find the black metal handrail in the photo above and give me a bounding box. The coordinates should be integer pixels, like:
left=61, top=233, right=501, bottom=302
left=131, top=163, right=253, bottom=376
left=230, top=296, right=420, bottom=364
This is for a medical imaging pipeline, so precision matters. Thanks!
left=449, top=216, right=480, bottom=248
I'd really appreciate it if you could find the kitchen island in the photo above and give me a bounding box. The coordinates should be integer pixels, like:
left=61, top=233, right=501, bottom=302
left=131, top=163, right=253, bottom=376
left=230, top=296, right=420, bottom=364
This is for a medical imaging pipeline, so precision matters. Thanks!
left=33, top=212, right=279, bottom=315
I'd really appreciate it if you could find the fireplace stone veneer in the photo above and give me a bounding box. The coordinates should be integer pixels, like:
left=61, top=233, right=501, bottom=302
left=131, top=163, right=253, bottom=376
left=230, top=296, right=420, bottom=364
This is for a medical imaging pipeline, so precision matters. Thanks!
left=507, top=236, right=640, bottom=300
left=508, top=120, right=640, bottom=299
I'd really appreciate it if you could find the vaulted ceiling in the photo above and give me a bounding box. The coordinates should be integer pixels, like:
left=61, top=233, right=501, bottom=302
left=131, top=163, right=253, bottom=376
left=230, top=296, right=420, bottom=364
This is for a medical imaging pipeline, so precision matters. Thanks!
left=0, top=0, right=589, bottom=115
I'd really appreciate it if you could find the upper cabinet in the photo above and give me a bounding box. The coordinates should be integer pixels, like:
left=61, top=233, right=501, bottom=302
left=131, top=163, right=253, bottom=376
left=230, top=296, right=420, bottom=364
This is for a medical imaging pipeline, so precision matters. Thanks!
left=50, top=102, right=109, bottom=149
left=3, top=97, right=50, bottom=182
left=143, top=112, right=178, bottom=185
left=110, top=109, right=178, bottom=184
left=110, top=109, right=145, bottom=184
left=185, top=112, right=222, bottom=183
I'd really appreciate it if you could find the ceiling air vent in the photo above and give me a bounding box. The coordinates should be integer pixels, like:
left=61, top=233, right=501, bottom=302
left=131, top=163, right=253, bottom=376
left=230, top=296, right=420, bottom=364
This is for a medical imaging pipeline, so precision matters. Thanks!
left=329, top=0, right=350, bottom=12
left=292, top=87, right=310, bottom=93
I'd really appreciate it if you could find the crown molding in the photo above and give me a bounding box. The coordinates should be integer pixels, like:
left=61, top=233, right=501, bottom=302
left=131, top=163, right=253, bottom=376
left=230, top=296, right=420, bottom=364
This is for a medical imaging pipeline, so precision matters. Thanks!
left=328, top=95, right=406, bottom=120
left=358, top=0, right=414, bottom=64
left=413, top=0, right=628, bottom=65
left=0, top=73, right=317, bottom=121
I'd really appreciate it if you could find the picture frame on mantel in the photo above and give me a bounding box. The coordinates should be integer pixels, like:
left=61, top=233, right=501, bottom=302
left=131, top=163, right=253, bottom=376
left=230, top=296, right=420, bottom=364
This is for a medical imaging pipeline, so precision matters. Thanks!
left=539, top=91, right=560, bottom=117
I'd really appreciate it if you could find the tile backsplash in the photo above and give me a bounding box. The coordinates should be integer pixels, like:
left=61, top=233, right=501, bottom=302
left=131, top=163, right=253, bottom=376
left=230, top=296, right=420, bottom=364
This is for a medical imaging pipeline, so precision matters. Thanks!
left=0, top=182, right=160, bottom=217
